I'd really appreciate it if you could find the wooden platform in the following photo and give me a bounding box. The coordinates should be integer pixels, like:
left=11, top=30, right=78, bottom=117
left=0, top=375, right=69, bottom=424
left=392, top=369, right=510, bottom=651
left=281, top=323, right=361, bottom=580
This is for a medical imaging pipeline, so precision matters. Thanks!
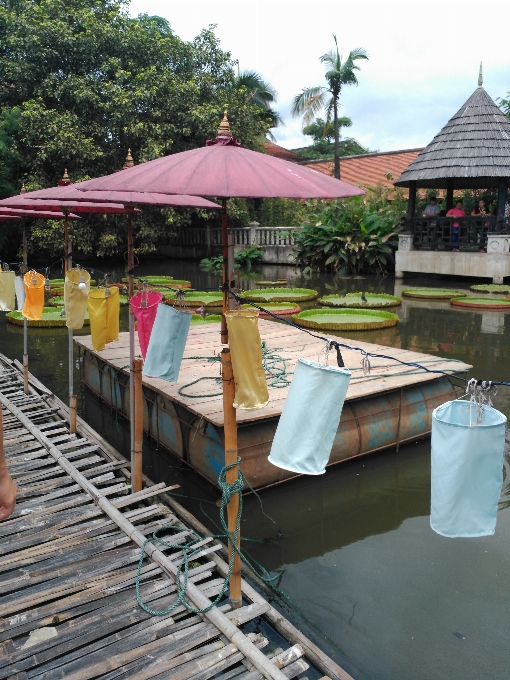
left=75, top=319, right=471, bottom=427
left=0, top=356, right=349, bottom=680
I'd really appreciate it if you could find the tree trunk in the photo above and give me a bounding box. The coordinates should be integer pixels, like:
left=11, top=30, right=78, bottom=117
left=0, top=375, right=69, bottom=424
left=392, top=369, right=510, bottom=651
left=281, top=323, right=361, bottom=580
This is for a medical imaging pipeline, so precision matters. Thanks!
left=333, top=95, right=340, bottom=179
left=333, top=93, right=340, bottom=180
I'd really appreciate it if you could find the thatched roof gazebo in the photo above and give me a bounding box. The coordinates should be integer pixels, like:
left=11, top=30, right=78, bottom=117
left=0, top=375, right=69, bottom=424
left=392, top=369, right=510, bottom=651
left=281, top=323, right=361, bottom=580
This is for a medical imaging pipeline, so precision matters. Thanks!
left=395, top=65, right=510, bottom=221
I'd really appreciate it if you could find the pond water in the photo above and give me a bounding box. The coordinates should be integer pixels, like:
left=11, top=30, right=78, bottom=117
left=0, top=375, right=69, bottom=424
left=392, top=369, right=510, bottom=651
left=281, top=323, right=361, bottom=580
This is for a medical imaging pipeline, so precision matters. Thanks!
left=2, top=258, right=509, bottom=680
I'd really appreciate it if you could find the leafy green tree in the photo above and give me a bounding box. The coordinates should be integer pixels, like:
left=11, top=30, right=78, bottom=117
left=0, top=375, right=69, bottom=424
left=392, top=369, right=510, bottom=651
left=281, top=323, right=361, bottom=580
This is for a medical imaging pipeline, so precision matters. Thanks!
left=302, top=116, right=352, bottom=144
left=292, top=36, right=369, bottom=179
left=0, top=0, right=272, bottom=259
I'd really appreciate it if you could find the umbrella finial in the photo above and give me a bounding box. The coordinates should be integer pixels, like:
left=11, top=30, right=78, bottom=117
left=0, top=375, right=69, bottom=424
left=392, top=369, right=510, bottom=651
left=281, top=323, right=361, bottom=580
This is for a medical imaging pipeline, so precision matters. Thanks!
left=58, top=169, right=71, bottom=186
left=478, top=62, right=483, bottom=87
left=218, top=110, right=231, bottom=137
left=123, top=148, right=134, bottom=169
left=20, top=183, right=27, bottom=194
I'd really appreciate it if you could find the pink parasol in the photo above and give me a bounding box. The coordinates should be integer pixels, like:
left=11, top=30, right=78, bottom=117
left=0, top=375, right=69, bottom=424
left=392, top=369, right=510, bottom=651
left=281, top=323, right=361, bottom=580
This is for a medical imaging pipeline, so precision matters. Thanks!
left=0, top=207, right=80, bottom=219
left=0, top=194, right=141, bottom=214
left=74, top=114, right=365, bottom=200
left=6, top=185, right=221, bottom=209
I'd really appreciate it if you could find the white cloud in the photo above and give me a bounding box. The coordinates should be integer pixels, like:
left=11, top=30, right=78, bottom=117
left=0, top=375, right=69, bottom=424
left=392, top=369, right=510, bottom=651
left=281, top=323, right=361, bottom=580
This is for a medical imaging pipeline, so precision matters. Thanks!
left=129, top=0, right=510, bottom=151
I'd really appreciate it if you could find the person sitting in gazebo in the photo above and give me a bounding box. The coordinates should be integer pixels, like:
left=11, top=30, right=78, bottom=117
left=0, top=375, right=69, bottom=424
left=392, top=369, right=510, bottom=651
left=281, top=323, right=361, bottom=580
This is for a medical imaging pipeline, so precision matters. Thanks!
left=471, top=198, right=490, bottom=252
left=446, top=199, right=465, bottom=252
left=423, top=195, right=440, bottom=219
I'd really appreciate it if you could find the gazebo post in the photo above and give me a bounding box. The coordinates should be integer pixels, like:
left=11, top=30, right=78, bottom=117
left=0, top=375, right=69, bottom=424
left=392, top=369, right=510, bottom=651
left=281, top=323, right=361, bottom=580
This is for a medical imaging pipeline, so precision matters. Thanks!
left=407, top=181, right=416, bottom=220
left=446, top=180, right=454, bottom=211
left=497, top=178, right=507, bottom=228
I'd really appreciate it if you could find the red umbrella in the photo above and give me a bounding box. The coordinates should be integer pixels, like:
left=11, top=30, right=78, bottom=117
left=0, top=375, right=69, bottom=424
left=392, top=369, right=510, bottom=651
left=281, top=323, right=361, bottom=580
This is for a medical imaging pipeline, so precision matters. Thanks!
left=12, top=185, right=222, bottom=209
left=0, top=206, right=80, bottom=219
left=75, top=115, right=364, bottom=199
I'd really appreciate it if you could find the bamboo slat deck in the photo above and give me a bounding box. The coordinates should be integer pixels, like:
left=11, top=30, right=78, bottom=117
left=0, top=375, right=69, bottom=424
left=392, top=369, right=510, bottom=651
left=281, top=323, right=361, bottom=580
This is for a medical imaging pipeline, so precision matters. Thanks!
left=75, top=319, right=471, bottom=427
left=0, top=357, right=327, bottom=680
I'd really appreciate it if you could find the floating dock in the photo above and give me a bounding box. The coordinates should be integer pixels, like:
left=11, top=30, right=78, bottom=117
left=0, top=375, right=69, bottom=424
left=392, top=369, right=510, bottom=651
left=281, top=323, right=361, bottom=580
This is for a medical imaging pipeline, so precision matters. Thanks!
left=75, top=320, right=471, bottom=490
left=0, top=355, right=350, bottom=680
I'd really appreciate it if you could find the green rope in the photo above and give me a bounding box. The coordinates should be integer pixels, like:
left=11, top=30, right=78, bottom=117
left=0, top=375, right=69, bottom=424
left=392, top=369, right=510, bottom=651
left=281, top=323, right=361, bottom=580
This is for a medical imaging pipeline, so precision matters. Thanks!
left=136, top=459, right=286, bottom=616
left=178, top=343, right=292, bottom=399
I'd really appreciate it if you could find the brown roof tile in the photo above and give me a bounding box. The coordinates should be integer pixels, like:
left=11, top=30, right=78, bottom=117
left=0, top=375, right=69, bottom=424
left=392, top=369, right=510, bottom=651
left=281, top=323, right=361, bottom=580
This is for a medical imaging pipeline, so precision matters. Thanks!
left=263, top=141, right=298, bottom=162
left=300, top=149, right=423, bottom=192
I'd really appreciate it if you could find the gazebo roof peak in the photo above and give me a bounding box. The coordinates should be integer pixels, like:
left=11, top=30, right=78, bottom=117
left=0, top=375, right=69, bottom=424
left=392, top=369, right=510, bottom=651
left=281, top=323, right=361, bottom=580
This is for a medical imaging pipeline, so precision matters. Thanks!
left=395, top=78, right=510, bottom=189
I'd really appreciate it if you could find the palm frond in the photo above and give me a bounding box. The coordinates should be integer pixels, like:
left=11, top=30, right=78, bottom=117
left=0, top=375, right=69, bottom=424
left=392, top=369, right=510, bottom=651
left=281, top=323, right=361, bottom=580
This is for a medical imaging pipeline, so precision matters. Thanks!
left=347, top=47, right=370, bottom=61
left=291, top=86, right=327, bottom=117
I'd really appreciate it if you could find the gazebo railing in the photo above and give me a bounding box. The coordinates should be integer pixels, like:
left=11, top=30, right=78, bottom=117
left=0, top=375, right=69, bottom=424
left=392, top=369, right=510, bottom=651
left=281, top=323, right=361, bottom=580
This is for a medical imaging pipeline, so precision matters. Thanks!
left=403, top=216, right=509, bottom=250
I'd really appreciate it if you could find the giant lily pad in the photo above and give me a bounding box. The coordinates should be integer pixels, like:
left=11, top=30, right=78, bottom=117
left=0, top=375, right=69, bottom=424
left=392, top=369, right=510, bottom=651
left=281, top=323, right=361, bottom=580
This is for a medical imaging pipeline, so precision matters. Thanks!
left=166, top=291, right=223, bottom=307
left=7, top=307, right=90, bottom=327
left=470, top=284, right=510, bottom=294
left=450, top=297, right=510, bottom=310
left=402, top=288, right=467, bottom=299
left=241, top=302, right=301, bottom=318
left=292, top=308, right=399, bottom=331
left=243, top=287, right=318, bottom=302
left=319, top=292, right=401, bottom=308
left=190, top=314, right=222, bottom=325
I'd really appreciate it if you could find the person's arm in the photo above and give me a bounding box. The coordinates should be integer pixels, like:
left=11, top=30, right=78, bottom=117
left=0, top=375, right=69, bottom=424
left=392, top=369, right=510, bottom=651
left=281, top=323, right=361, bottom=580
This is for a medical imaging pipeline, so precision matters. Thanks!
left=0, top=439, right=17, bottom=520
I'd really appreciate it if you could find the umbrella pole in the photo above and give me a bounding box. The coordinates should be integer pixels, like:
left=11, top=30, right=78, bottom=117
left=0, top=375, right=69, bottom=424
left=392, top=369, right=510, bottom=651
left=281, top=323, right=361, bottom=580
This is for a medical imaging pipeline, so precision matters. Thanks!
left=64, top=212, right=70, bottom=274
left=221, top=348, right=242, bottom=609
left=22, top=224, right=29, bottom=395
left=220, top=200, right=241, bottom=609
left=68, top=328, right=77, bottom=433
left=127, top=210, right=136, bottom=490
left=221, top=199, right=229, bottom=343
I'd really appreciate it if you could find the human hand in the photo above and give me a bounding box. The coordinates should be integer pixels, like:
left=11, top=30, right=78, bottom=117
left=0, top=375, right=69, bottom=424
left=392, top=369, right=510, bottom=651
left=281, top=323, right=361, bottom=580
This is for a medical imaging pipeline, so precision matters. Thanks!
left=0, top=466, right=17, bottom=520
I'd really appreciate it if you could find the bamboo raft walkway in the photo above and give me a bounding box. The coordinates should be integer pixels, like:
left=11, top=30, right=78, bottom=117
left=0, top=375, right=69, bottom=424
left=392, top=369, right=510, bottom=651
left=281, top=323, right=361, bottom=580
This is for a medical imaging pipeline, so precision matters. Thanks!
left=0, top=355, right=351, bottom=680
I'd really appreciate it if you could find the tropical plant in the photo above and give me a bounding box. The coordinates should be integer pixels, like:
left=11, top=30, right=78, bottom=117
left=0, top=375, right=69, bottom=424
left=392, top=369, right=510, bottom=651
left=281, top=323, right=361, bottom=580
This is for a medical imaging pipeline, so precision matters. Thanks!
left=292, top=36, right=369, bottom=179
left=294, top=192, right=404, bottom=275
left=200, top=245, right=263, bottom=272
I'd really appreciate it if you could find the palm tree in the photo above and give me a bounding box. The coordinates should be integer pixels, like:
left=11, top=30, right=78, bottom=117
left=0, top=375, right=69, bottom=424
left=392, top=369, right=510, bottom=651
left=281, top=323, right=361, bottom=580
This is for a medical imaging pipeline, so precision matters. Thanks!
left=235, top=69, right=284, bottom=140
left=292, top=36, right=369, bottom=179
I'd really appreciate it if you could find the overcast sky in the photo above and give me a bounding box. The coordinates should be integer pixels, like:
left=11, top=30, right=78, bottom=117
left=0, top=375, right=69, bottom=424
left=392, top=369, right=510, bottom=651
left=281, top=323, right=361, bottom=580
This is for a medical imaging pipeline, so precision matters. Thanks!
left=129, top=0, right=510, bottom=153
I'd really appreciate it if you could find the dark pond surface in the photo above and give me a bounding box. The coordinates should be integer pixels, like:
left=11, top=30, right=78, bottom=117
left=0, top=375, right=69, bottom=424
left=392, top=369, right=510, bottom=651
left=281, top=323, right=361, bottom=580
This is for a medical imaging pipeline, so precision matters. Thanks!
left=2, top=258, right=509, bottom=680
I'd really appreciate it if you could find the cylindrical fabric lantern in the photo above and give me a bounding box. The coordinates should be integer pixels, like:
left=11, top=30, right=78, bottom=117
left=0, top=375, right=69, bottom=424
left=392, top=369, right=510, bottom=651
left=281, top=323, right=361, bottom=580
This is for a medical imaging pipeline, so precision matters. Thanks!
left=268, top=358, right=351, bottom=474
left=143, top=304, right=191, bottom=382
left=14, top=276, right=25, bottom=311
left=130, top=291, right=163, bottom=359
left=64, top=268, right=91, bottom=330
left=431, top=400, right=506, bottom=537
left=225, top=310, right=269, bottom=410
left=22, top=271, right=45, bottom=321
left=0, top=271, right=15, bottom=311
left=87, top=287, right=120, bottom=351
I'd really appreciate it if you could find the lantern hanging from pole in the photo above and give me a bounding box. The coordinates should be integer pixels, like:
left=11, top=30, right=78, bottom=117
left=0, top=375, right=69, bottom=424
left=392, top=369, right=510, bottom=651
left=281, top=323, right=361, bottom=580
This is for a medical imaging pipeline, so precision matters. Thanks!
left=14, top=275, right=25, bottom=311
left=142, top=304, right=191, bottom=382
left=130, top=289, right=163, bottom=359
left=431, top=396, right=506, bottom=538
left=22, top=271, right=45, bottom=321
left=0, top=270, right=15, bottom=311
left=224, top=310, right=269, bottom=410
left=268, top=358, right=351, bottom=475
left=87, top=287, right=120, bottom=351
left=64, top=268, right=91, bottom=330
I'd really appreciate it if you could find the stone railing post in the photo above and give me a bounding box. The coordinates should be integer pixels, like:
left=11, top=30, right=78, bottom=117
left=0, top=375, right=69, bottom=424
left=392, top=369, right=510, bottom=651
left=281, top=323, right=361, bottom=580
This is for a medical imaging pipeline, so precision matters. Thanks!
left=249, top=221, right=259, bottom=246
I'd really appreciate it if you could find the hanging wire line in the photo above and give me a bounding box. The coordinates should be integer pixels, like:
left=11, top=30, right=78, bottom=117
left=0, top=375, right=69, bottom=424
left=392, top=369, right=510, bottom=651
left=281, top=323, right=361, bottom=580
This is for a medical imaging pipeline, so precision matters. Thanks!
left=225, top=289, right=476, bottom=385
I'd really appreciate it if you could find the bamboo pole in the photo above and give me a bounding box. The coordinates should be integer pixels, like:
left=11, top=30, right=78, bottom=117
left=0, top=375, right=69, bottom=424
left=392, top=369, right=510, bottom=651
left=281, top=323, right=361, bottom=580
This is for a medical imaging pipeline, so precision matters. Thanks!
left=22, top=224, right=29, bottom=395
left=127, top=208, right=136, bottom=488
left=221, top=348, right=242, bottom=609
left=221, top=199, right=229, bottom=344
left=68, top=328, right=77, bottom=434
left=0, top=391, right=286, bottom=680
left=132, top=357, right=143, bottom=493
left=63, top=212, right=71, bottom=274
